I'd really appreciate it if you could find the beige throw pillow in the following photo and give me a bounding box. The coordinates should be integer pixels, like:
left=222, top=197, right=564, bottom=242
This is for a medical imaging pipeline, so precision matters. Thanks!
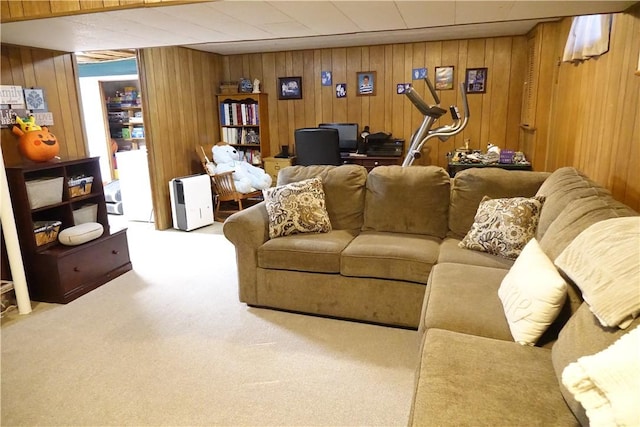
left=459, top=196, right=545, bottom=260
left=498, top=238, right=568, bottom=345
left=555, top=217, right=640, bottom=329
left=263, top=176, right=332, bottom=239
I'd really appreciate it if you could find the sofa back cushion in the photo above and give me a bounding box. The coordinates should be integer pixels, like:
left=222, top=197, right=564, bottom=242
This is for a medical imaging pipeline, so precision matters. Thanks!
left=448, top=168, right=550, bottom=239
left=363, top=166, right=450, bottom=238
left=535, top=167, right=637, bottom=260
left=552, top=303, right=640, bottom=426
left=277, top=164, right=367, bottom=230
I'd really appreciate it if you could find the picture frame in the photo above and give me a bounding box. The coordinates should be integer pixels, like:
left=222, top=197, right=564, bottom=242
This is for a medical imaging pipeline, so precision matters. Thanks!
left=465, top=67, right=487, bottom=94
left=278, top=76, right=302, bottom=100
left=435, top=66, right=455, bottom=90
left=335, top=83, right=347, bottom=98
left=356, top=71, right=376, bottom=96
left=412, top=67, right=427, bottom=80
left=321, top=71, right=332, bottom=86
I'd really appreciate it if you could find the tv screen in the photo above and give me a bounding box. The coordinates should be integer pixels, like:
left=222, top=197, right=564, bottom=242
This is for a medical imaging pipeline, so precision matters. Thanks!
left=319, top=123, right=358, bottom=152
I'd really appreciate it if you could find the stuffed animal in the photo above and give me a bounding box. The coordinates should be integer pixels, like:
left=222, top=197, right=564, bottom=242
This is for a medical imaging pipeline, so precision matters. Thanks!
left=11, top=115, right=60, bottom=162
left=212, top=144, right=272, bottom=193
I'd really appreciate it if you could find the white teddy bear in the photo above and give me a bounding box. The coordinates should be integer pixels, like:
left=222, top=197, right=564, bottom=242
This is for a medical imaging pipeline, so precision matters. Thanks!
left=212, top=144, right=272, bottom=193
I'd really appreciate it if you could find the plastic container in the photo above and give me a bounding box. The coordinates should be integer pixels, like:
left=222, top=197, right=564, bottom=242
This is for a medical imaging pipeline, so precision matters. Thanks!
left=25, top=177, right=64, bottom=209
left=33, top=220, right=61, bottom=246
left=68, top=176, right=94, bottom=198
left=73, top=203, right=98, bottom=225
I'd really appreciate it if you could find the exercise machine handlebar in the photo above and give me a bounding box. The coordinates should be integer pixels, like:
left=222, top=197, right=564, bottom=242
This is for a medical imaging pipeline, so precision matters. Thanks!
left=402, top=80, right=470, bottom=167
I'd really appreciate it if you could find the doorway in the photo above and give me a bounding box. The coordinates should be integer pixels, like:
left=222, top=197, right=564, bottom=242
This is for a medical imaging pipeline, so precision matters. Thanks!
left=77, top=53, right=154, bottom=223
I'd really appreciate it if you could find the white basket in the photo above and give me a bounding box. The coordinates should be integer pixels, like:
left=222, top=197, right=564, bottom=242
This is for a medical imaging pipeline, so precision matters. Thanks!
left=73, top=203, right=98, bottom=225
left=25, top=177, right=64, bottom=209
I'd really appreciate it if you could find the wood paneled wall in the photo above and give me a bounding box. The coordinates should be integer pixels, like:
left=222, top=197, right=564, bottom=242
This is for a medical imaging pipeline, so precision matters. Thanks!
left=0, top=44, right=87, bottom=165
left=221, top=36, right=528, bottom=169
left=526, top=6, right=640, bottom=211
left=0, top=0, right=192, bottom=22
left=137, top=46, right=222, bottom=230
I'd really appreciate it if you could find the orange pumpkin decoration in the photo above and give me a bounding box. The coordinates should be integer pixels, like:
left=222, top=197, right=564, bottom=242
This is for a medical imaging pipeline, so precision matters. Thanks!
left=12, top=116, right=60, bottom=162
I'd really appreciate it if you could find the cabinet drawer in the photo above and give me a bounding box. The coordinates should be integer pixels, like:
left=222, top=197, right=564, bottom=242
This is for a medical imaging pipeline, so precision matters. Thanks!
left=57, top=231, right=130, bottom=293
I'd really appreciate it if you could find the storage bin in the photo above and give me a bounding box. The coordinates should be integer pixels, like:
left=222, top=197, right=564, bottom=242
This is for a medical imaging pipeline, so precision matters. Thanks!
left=25, top=177, right=64, bottom=209
left=73, top=203, right=98, bottom=225
left=500, top=150, right=515, bottom=164
left=68, top=176, right=94, bottom=198
left=33, top=220, right=61, bottom=246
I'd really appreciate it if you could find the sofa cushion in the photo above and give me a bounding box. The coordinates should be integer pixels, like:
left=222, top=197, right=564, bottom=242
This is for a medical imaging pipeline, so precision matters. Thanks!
left=277, top=164, right=367, bottom=230
left=341, top=231, right=439, bottom=283
left=540, top=193, right=637, bottom=261
left=498, top=238, right=568, bottom=346
left=552, top=304, right=640, bottom=426
left=534, top=167, right=628, bottom=243
left=363, top=166, right=450, bottom=238
left=422, top=263, right=513, bottom=341
left=459, top=196, right=545, bottom=260
left=410, top=328, right=579, bottom=427
left=258, top=229, right=358, bottom=273
left=555, top=217, right=640, bottom=329
left=561, top=326, right=640, bottom=427
left=437, top=237, right=514, bottom=269
left=449, top=168, right=549, bottom=239
left=263, top=177, right=331, bottom=238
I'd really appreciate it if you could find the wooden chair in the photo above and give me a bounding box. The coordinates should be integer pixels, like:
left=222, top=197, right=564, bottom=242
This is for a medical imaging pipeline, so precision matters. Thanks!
left=196, top=144, right=263, bottom=221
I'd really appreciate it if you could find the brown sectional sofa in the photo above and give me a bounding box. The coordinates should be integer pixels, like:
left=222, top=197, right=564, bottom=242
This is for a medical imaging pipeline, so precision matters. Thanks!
left=223, top=164, right=638, bottom=426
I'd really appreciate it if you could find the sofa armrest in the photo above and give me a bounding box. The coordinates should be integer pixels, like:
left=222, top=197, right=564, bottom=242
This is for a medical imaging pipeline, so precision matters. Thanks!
left=222, top=201, right=270, bottom=304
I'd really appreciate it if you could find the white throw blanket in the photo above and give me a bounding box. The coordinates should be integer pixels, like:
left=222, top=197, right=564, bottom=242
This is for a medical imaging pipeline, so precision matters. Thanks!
left=562, top=326, right=640, bottom=426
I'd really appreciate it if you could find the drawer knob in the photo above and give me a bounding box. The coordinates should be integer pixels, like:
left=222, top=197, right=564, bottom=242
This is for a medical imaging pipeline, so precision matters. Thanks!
left=374, top=161, right=379, bottom=166
left=112, top=250, right=119, bottom=255
left=73, top=267, right=80, bottom=272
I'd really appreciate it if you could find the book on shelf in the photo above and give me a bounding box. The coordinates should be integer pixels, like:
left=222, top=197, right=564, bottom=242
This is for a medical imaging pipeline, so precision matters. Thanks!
left=219, top=100, right=260, bottom=126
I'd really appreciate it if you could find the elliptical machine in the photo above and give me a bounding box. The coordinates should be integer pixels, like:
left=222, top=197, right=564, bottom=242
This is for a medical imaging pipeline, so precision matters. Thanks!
left=402, top=77, right=470, bottom=167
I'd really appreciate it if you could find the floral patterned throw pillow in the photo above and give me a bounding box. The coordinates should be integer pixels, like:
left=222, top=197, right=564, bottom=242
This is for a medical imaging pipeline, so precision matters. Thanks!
left=263, top=176, right=332, bottom=239
left=459, top=196, right=545, bottom=260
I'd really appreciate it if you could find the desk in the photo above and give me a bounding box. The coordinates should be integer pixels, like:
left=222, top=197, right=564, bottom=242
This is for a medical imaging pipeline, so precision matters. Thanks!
left=447, top=162, right=532, bottom=177
left=342, top=154, right=402, bottom=171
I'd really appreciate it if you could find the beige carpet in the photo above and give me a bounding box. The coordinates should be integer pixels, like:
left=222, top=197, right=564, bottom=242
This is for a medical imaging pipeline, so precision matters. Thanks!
left=1, top=218, right=420, bottom=426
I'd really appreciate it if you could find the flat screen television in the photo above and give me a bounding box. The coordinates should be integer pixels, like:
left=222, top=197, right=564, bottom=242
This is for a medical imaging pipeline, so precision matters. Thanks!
left=319, top=123, right=359, bottom=152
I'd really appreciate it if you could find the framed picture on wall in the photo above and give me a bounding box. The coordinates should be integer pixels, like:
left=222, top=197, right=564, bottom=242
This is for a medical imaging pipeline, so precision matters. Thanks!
left=356, top=71, right=376, bottom=96
left=278, top=76, right=302, bottom=100
left=435, top=66, right=454, bottom=90
left=465, top=68, right=487, bottom=94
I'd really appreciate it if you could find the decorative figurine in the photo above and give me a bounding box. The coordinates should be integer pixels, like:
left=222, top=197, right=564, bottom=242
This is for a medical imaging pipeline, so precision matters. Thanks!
left=252, top=79, right=261, bottom=93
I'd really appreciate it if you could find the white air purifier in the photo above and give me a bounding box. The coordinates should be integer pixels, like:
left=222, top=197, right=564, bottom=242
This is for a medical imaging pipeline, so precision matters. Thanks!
left=169, top=174, right=214, bottom=231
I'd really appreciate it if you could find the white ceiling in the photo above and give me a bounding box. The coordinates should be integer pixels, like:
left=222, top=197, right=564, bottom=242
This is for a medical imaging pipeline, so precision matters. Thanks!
left=0, top=1, right=636, bottom=56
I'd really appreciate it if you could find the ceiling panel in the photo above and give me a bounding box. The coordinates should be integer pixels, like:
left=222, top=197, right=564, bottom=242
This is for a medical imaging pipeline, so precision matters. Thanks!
left=396, top=1, right=457, bottom=28
left=270, top=1, right=358, bottom=34
left=333, top=1, right=407, bottom=32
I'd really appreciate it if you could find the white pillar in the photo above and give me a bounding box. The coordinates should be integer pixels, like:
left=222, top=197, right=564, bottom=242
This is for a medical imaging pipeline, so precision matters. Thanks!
left=0, top=147, right=32, bottom=315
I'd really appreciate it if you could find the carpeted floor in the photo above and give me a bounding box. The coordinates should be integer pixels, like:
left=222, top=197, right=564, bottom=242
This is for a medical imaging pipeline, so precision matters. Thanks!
left=1, top=218, right=420, bottom=426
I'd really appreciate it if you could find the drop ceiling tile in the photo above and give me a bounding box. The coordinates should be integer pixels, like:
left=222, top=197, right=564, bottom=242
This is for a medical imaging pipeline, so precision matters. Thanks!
left=454, top=1, right=515, bottom=25
left=270, top=1, right=357, bottom=34
left=395, top=1, right=456, bottom=29
left=208, top=1, right=292, bottom=25
left=259, top=22, right=318, bottom=38
left=332, top=1, right=406, bottom=32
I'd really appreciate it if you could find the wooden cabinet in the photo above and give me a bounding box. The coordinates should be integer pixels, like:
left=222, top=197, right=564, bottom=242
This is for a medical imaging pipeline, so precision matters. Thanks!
left=263, top=156, right=296, bottom=185
left=5, top=157, right=132, bottom=303
left=217, top=93, right=270, bottom=164
left=342, top=155, right=402, bottom=171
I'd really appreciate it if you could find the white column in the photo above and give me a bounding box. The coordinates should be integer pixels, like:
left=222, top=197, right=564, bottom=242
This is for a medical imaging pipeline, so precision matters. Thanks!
left=0, top=148, right=32, bottom=314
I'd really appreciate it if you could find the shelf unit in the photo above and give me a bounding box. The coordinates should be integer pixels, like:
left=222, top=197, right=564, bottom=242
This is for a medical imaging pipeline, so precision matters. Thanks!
left=217, top=93, right=270, bottom=164
left=5, top=157, right=132, bottom=303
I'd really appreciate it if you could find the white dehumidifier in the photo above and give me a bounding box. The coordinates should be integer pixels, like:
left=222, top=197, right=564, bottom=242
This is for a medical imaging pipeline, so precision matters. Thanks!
left=169, top=174, right=214, bottom=231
